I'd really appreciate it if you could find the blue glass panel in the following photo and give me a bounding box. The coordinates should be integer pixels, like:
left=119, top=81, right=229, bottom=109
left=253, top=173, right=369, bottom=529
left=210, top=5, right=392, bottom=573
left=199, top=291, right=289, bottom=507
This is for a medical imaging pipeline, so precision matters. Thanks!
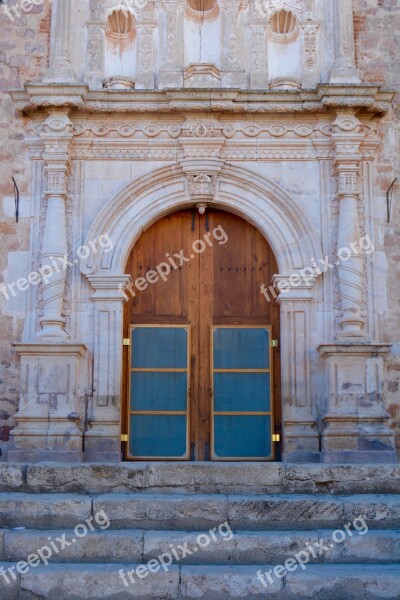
left=214, top=372, right=271, bottom=412
left=214, top=328, right=270, bottom=369
left=131, top=327, right=187, bottom=368
left=214, top=416, right=272, bottom=458
left=130, top=415, right=187, bottom=458
left=131, top=372, right=187, bottom=411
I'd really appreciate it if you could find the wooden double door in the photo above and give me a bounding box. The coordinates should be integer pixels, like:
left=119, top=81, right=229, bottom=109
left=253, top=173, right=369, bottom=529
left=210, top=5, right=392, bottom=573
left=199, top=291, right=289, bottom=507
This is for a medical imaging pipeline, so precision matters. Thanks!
left=123, top=210, right=281, bottom=461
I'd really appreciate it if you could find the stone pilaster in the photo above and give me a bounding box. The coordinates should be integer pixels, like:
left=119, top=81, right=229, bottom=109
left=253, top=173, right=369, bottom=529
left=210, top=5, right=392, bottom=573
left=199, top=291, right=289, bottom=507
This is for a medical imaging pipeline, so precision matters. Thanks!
left=273, top=275, right=320, bottom=462
left=329, top=0, right=360, bottom=84
left=43, top=0, right=75, bottom=83
left=38, top=111, right=73, bottom=342
left=249, top=20, right=268, bottom=90
left=136, top=1, right=156, bottom=89
left=301, top=1, right=319, bottom=88
left=332, top=111, right=366, bottom=341
left=221, top=0, right=246, bottom=88
left=83, top=275, right=132, bottom=463
left=159, top=0, right=184, bottom=88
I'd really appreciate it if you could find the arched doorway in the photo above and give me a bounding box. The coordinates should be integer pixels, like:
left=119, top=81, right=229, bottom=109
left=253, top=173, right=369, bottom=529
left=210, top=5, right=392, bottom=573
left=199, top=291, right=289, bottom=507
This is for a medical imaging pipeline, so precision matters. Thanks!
left=122, top=209, right=281, bottom=461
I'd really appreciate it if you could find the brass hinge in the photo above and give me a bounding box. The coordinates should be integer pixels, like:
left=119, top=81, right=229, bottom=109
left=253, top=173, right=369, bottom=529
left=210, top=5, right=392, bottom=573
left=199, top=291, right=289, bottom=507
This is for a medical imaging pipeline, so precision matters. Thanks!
left=123, top=338, right=131, bottom=347
left=272, top=434, right=281, bottom=443
left=270, top=340, right=279, bottom=348
left=121, top=434, right=128, bottom=442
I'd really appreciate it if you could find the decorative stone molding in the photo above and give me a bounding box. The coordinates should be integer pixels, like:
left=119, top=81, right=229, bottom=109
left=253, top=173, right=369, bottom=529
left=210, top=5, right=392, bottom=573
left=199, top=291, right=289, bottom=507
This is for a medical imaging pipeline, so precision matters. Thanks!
left=184, top=64, right=221, bottom=88
left=249, top=22, right=268, bottom=89
left=185, top=0, right=220, bottom=20
left=254, top=0, right=303, bottom=18
left=302, top=18, right=319, bottom=87
left=11, top=85, right=395, bottom=115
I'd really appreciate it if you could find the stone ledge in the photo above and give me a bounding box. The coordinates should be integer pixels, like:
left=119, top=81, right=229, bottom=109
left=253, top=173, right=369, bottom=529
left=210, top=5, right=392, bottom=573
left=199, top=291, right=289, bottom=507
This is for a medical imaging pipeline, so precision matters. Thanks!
left=1, top=463, right=400, bottom=495
left=9, top=84, right=396, bottom=115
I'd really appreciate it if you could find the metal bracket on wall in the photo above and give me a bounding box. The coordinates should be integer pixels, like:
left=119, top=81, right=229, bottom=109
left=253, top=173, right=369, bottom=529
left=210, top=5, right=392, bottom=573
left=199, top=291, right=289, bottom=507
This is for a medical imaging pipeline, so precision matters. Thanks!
left=387, top=178, right=397, bottom=223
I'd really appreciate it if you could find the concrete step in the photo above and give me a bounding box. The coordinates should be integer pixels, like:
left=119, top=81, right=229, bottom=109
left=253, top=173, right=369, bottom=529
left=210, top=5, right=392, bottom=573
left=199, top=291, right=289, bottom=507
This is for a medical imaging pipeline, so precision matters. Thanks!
left=1, top=562, right=400, bottom=599
left=1, top=492, right=400, bottom=530
left=2, top=462, right=400, bottom=495
left=1, top=528, right=399, bottom=565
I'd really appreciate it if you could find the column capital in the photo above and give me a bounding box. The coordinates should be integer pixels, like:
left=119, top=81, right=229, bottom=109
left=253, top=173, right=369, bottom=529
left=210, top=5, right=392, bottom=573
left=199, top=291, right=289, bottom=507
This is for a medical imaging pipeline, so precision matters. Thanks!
left=88, top=275, right=132, bottom=302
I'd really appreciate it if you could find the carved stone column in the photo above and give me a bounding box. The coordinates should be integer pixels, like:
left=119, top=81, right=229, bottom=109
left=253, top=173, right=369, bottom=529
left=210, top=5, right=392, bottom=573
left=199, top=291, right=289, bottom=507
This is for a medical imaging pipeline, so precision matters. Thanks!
left=273, top=275, right=320, bottom=462
left=159, top=0, right=184, bottom=88
left=333, top=111, right=366, bottom=340
left=84, top=275, right=132, bottom=463
left=43, top=0, right=75, bottom=83
left=317, top=110, right=397, bottom=464
left=221, top=0, right=246, bottom=88
left=329, top=0, right=360, bottom=84
left=38, top=111, right=72, bottom=342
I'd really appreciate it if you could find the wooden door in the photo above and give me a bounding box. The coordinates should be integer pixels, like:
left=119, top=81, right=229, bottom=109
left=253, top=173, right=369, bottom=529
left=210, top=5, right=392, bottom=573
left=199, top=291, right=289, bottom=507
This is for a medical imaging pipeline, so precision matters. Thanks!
left=123, top=209, right=281, bottom=460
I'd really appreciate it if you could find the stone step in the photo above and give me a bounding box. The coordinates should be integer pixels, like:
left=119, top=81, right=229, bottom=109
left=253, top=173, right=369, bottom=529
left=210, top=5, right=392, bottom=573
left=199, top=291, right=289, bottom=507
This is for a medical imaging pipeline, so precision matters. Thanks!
left=1, top=562, right=400, bottom=599
left=1, top=528, right=399, bottom=565
left=2, top=462, right=400, bottom=495
left=1, top=492, right=400, bottom=530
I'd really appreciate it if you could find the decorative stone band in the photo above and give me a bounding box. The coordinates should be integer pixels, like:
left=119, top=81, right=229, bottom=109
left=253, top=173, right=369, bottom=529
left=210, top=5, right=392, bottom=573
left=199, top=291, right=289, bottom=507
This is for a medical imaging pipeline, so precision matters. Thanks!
left=11, top=85, right=395, bottom=115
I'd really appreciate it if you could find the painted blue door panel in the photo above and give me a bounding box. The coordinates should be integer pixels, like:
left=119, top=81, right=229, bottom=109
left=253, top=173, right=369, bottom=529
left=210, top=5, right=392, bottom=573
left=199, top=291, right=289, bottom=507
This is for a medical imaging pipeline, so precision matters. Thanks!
left=213, top=328, right=270, bottom=369
left=130, top=372, right=188, bottom=412
left=214, top=372, right=271, bottom=412
left=214, top=416, right=272, bottom=459
left=131, top=327, right=187, bottom=368
left=130, top=415, right=187, bottom=458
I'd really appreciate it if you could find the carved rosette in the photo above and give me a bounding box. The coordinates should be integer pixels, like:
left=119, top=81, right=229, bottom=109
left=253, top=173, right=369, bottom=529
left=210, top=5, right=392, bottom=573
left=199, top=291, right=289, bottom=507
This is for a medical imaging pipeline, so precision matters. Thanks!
left=332, top=112, right=367, bottom=340
left=38, top=111, right=73, bottom=342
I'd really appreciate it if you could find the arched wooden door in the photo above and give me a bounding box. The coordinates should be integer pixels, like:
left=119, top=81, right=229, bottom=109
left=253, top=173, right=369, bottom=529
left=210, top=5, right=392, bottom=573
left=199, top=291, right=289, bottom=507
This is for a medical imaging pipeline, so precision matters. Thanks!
left=122, top=209, right=281, bottom=461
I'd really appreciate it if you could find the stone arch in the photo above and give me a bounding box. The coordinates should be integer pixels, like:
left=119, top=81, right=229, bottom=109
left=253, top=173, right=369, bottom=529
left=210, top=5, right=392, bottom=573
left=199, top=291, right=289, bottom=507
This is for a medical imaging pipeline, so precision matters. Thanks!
left=80, top=161, right=322, bottom=278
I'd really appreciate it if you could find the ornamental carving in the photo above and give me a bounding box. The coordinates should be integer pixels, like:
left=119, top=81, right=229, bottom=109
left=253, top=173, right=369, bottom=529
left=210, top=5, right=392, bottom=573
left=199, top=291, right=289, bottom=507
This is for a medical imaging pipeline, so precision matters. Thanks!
left=303, top=21, right=319, bottom=71
left=187, top=174, right=217, bottom=198
left=182, top=120, right=223, bottom=138
left=255, top=0, right=303, bottom=18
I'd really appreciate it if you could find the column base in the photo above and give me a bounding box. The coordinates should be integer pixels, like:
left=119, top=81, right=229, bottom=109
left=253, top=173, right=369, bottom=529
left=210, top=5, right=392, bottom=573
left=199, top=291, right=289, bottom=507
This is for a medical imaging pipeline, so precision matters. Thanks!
left=318, top=343, right=397, bottom=464
left=9, top=343, right=87, bottom=464
left=321, top=450, right=397, bottom=464
left=83, top=422, right=121, bottom=463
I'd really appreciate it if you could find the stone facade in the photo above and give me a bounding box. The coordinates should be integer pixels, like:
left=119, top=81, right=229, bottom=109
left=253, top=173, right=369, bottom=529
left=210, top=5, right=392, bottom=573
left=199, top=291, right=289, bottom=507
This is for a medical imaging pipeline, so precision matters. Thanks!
left=0, top=0, right=399, bottom=462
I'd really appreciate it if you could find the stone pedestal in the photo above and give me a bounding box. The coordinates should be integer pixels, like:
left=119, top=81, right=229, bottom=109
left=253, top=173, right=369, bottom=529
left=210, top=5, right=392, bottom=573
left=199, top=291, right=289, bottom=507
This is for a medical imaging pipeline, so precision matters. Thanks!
left=319, top=344, right=397, bottom=464
left=8, top=344, right=87, bottom=463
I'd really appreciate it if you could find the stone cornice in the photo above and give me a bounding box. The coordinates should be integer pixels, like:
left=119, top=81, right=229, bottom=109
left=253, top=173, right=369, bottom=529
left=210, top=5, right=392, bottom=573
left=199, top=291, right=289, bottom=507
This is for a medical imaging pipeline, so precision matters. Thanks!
left=10, top=84, right=395, bottom=116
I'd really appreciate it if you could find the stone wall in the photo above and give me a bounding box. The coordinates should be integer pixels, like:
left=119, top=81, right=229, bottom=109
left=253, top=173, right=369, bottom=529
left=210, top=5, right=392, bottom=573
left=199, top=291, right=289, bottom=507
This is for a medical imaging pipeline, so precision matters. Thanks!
left=0, top=2, right=50, bottom=457
left=354, top=0, right=400, bottom=453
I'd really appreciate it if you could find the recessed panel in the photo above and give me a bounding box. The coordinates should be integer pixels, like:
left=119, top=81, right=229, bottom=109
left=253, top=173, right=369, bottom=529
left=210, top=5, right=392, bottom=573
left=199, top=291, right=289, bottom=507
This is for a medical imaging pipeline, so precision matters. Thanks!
left=214, top=372, right=271, bottom=412
left=130, top=371, right=187, bottom=412
left=129, top=415, right=187, bottom=458
left=131, top=327, right=188, bottom=369
left=213, top=328, right=270, bottom=369
left=214, top=416, right=272, bottom=459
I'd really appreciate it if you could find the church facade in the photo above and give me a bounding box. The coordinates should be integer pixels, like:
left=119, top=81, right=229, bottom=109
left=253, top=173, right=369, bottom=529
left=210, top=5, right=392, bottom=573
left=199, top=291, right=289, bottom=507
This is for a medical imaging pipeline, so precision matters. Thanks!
left=0, top=0, right=399, bottom=465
